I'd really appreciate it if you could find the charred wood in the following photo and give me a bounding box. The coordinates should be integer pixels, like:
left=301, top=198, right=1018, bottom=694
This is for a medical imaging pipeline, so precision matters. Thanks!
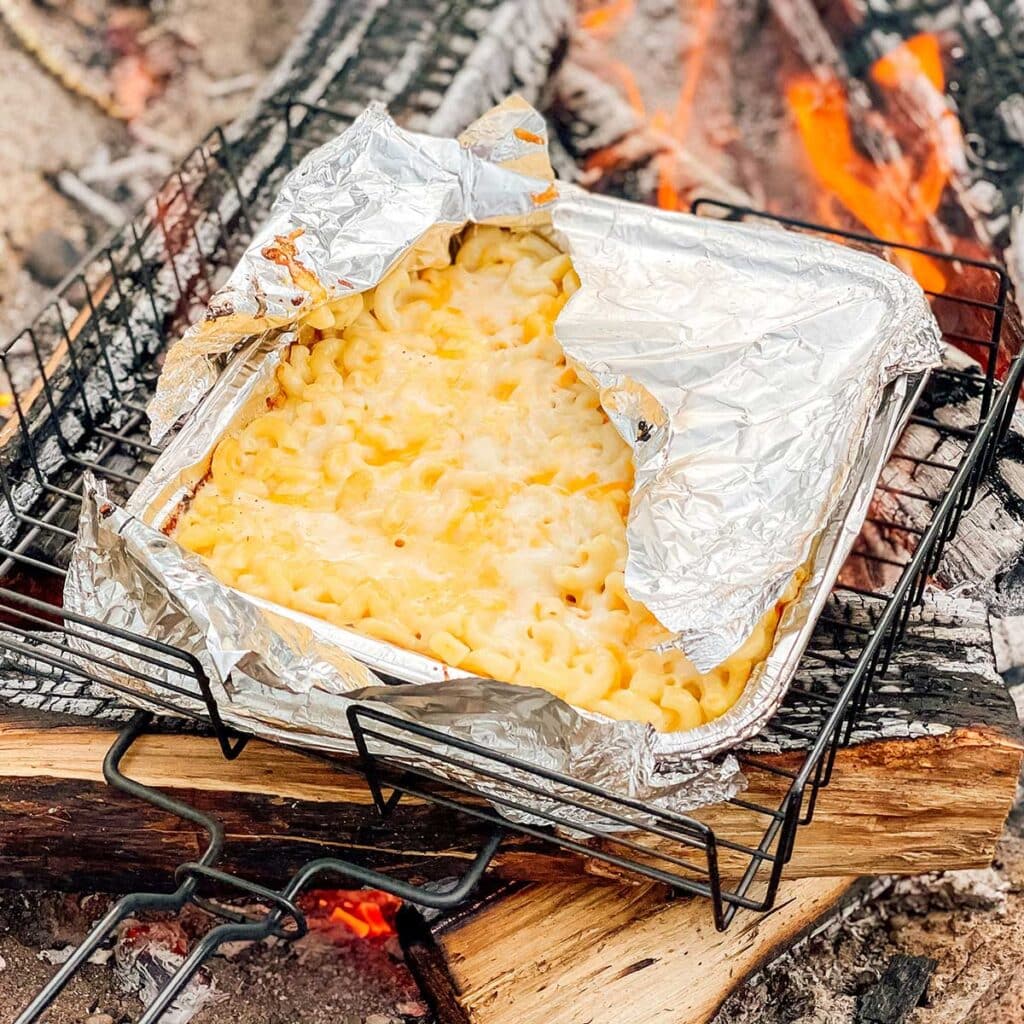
left=855, top=954, right=936, bottom=1024
left=0, top=590, right=1016, bottom=893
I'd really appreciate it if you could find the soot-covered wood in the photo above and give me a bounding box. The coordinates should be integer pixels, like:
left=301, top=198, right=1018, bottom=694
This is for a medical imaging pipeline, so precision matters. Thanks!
left=855, top=954, right=937, bottom=1024
left=0, top=591, right=1017, bottom=893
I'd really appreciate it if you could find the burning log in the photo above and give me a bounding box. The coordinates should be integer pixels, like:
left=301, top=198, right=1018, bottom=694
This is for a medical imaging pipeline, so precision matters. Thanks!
left=562, top=0, right=1022, bottom=360
left=0, top=591, right=1017, bottom=894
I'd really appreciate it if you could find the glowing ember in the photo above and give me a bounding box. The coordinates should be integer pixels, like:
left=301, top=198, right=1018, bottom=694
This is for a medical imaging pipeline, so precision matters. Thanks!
left=300, top=889, right=401, bottom=941
left=787, top=35, right=961, bottom=293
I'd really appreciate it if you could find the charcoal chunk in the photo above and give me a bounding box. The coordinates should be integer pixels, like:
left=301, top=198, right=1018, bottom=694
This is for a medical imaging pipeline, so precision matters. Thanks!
left=23, top=230, right=81, bottom=287
left=856, top=954, right=936, bottom=1024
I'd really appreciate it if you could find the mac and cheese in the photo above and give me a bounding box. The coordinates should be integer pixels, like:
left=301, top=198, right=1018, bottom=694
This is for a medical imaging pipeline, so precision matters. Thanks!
left=175, top=226, right=794, bottom=731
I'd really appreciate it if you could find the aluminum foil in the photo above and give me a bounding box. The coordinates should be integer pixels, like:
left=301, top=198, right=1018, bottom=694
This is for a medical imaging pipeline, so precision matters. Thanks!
left=64, top=98, right=943, bottom=819
left=147, top=95, right=555, bottom=446
left=68, top=474, right=743, bottom=827
left=551, top=196, right=943, bottom=671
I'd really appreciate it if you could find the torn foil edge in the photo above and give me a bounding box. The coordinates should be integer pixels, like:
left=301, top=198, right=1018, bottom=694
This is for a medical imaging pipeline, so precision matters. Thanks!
left=146, top=97, right=555, bottom=447
left=66, top=476, right=744, bottom=829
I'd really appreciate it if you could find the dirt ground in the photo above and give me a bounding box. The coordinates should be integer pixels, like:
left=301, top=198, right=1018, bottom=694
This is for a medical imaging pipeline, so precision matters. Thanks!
left=0, top=0, right=305, bottom=346
left=717, top=824, right=1024, bottom=1024
left=0, top=891, right=428, bottom=1024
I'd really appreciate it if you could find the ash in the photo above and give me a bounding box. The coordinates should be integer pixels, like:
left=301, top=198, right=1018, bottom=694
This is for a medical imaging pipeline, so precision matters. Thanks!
left=0, top=892, right=428, bottom=1024
left=0, top=0, right=304, bottom=388
left=714, top=809, right=1024, bottom=1024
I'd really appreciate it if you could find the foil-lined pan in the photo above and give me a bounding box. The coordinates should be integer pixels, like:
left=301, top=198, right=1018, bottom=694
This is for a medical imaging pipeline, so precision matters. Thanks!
left=63, top=98, right=942, bottom=822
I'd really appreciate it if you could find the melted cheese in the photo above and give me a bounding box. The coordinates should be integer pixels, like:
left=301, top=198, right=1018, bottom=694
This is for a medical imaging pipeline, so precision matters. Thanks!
left=175, top=225, right=795, bottom=731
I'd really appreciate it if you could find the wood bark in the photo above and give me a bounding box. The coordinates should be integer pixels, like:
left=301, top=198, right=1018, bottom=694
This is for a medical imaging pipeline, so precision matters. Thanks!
left=0, top=719, right=1014, bottom=893
left=0, top=592, right=1017, bottom=894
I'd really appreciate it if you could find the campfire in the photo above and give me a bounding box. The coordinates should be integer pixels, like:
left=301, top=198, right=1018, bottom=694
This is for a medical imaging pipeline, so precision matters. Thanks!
left=301, top=890, right=401, bottom=942
left=0, top=2, right=1022, bottom=1023
left=559, top=3, right=1014, bottom=336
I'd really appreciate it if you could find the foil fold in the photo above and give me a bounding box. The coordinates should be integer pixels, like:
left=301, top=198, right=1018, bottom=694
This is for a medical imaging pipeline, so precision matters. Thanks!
left=63, top=98, right=944, bottom=818
left=147, top=96, right=554, bottom=447
left=551, top=196, right=943, bottom=669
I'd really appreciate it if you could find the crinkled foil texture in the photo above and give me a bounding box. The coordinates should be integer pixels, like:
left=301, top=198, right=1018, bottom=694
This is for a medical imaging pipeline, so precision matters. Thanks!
left=67, top=477, right=743, bottom=828
left=551, top=196, right=943, bottom=670
left=64, top=99, right=944, bottom=820
left=147, top=98, right=555, bottom=447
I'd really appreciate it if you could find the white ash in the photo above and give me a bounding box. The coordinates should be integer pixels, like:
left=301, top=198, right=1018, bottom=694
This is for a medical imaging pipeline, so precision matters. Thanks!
left=114, top=920, right=222, bottom=1024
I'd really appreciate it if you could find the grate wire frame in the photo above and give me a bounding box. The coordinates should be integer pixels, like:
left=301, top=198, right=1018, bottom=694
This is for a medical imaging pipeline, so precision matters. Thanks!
left=0, top=103, right=1020, bottom=1021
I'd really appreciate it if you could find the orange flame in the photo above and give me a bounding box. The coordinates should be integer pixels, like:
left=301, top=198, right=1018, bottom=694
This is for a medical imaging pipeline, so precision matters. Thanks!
left=578, top=11, right=958, bottom=285
left=581, top=0, right=635, bottom=37
left=872, top=33, right=944, bottom=92
left=301, top=889, right=401, bottom=940
left=669, top=0, right=718, bottom=148
left=610, top=59, right=647, bottom=116
left=581, top=0, right=721, bottom=211
left=641, top=0, right=723, bottom=209
left=652, top=111, right=680, bottom=210
left=787, top=34, right=957, bottom=292
left=646, top=0, right=720, bottom=210
left=582, top=60, right=647, bottom=177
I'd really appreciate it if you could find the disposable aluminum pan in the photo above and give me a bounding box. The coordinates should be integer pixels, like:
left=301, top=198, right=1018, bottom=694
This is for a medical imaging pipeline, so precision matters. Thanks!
left=124, top=340, right=926, bottom=765
left=63, top=99, right=943, bottom=821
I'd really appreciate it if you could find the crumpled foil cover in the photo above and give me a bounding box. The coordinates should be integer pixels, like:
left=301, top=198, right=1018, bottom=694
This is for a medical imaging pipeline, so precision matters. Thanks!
left=147, top=96, right=554, bottom=447
left=550, top=196, right=943, bottom=670
left=63, top=98, right=944, bottom=820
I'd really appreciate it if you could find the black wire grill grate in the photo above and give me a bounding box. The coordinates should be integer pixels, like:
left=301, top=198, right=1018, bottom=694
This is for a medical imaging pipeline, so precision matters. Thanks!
left=1, top=102, right=1021, bottom=1020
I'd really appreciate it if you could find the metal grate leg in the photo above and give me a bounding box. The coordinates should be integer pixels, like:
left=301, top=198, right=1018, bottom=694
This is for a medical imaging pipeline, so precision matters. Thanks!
left=15, top=711, right=225, bottom=1023
left=16, top=712, right=505, bottom=1024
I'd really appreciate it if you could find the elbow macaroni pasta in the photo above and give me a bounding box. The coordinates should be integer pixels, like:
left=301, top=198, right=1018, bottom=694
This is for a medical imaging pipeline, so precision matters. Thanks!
left=175, top=226, right=797, bottom=732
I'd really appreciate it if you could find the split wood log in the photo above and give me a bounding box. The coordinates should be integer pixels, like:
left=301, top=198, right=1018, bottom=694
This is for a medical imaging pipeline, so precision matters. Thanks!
left=0, top=592, right=1017, bottom=894
left=400, top=875, right=863, bottom=1024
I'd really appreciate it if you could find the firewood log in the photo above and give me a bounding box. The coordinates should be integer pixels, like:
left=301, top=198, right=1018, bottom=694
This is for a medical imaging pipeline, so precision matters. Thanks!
left=0, top=590, right=1016, bottom=894
left=400, top=876, right=870, bottom=1024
